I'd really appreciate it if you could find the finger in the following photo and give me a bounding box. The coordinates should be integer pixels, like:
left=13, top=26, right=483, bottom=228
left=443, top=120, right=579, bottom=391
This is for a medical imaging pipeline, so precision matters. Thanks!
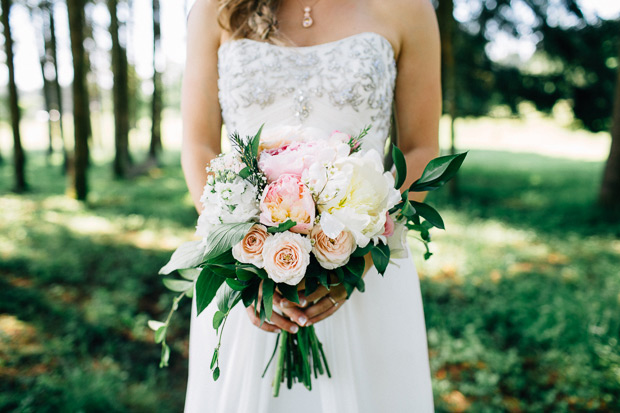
left=275, top=297, right=311, bottom=327
left=280, top=293, right=308, bottom=308
left=268, top=311, right=301, bottom=334
left=307, top=298, right=345, bottom=325
left=303, top=296, right=337, bottom=319
left=246, top=306, right=280, bottom=333
left=304, top=285, right=330, bottom=303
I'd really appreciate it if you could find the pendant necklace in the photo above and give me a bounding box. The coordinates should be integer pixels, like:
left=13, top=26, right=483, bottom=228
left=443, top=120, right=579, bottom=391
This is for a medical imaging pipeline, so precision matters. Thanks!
left=297, top=0, right=320, bottom=28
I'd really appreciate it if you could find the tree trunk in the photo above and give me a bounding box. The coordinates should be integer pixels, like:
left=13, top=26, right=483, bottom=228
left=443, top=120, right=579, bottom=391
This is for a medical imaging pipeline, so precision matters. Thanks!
left=67, top=0, right=90, bottom=200
left=599, top=44, right=620, bottom=210
left=2, top=0, right=26, bottom=192
left=33, top=2, right=55, bottom=159
left=149, top=0, right=162, bottom=162
left=48, top=0, right=69, bottom=172
left=108, top=0, right=131, bottom=178
left=436, top=0, right=458, bottom=197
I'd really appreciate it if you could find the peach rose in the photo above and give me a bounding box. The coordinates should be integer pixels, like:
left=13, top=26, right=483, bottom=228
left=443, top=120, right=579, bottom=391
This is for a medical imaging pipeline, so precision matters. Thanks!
left=259, top=174, right=315, bottom=234
left=262, top=232, right=312, bottom=285
left=232, top=225, right=269, bottom=268
left=311, top=225, right=357, bottom=270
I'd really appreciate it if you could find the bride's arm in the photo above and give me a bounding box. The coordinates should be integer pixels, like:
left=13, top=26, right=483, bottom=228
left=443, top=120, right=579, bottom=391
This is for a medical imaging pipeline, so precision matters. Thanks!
left=181, top=0, right=224, bottom=213
left=300, top=0, right=441, bottom=324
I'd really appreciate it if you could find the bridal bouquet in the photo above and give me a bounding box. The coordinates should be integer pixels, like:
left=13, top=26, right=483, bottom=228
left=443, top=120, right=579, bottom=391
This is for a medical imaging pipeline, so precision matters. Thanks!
left=150, top=125, right=466, bottom=396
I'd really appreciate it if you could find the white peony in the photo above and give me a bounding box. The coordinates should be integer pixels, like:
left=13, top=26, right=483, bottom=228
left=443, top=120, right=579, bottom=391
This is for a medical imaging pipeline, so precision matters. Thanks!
left=317, top=150, right=402, bottom=248
left=262, top=232, right=312, bottom=285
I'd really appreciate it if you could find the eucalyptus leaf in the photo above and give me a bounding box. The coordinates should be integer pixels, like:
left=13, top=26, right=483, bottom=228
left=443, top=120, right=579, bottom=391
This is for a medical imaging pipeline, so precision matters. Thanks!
left=154, top=326, right=167, bottom=344
left=204, top=222, right=255, bottom=260
left=262, top=279, right=275, bottom=321
left=267, top=220, right=297, bottom=234
left=196, top=267, right=226, bottom=316
left=410, top=201, right=445, bottom=230
left=216, top=283, right=243, bottom=313
left=178, top=268, right=201, bottom=281
left=148, top=320, right=165, bottom=331
left=371, top=244, right=390, bottom=275
left=392, top=145, right=407, bottom=189
left=159, top=240, right=205, bottom=275
left=213, top=311, right=226, bottom=330
left=162, top=278, right=194, bottom=293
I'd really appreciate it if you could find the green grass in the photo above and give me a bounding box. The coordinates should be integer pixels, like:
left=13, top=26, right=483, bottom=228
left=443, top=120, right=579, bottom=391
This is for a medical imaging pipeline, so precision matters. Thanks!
left=1, top=149, right=619, bottom=412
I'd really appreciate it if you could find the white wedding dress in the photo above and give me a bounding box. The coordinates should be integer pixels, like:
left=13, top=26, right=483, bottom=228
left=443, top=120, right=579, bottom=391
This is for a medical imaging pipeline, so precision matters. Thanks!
left=184, top=31, right=435, bottom=412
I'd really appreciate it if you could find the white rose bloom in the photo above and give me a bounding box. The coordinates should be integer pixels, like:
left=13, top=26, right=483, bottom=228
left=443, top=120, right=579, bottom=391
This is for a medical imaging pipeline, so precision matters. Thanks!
left=262, top=232, right=312, bottom=285
left=318, top=150, right=401, bottom=248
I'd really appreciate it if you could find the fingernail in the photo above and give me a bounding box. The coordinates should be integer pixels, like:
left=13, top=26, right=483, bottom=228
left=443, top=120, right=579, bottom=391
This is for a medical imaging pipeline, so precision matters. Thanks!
left=299, top=298, right=307, bottom=307
left=281, top=300, right=290, bottom=308
left=298, top=316, right=307, bottom=326
left=290, top=325, right=299, bottom=334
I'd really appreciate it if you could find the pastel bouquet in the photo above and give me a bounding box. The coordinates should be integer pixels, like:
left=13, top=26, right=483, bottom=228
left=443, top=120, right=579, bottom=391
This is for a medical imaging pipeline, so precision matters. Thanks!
left=150, top=125, right=466, bottom=396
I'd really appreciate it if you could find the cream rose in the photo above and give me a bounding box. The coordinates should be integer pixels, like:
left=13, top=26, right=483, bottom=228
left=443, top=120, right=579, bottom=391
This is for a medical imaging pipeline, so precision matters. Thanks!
left=311, top=225, right=357, bottom=270
left=262, top=232, right=312, bottom=285
left=232, top=225, right=269, bottom=268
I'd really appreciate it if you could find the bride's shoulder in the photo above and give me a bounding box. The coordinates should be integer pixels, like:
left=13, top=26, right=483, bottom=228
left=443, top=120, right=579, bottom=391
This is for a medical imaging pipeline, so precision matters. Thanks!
left=371, top=0, right=439, bottom=59
left=187, top=0, right=226, bottom=48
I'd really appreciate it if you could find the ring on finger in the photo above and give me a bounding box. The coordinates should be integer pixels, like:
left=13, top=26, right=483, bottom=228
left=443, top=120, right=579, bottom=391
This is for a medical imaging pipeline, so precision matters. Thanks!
left=327, top=296, right=339, bottom=307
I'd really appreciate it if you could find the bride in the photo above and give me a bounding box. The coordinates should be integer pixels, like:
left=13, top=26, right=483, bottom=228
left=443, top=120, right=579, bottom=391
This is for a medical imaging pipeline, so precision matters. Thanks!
left=181, top=0, right=440, bottom=411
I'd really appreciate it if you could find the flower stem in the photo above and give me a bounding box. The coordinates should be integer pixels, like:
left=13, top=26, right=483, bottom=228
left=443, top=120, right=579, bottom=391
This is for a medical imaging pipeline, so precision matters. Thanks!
left=272, top=331, right=288, bottom=397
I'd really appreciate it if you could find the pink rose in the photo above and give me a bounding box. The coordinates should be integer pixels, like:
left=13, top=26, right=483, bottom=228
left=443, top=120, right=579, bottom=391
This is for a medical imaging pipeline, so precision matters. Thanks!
left=232, top=225, right=269, bottom=268
left=311, top=225, right=357, bottom=270
left=258, top=141, right=336, bottom=183
left=383, top=212, right=395, bottom=237
left=259, top=174, right=315, bottom=234
left=262, top=232, right=312, bottom=285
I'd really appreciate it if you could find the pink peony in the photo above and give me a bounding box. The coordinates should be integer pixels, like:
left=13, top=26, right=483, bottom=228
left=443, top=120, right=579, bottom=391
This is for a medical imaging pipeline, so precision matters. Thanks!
left=258, top=141, right=339, bottom=183
left=383, top=212, right=395, bottom=237
left=259, top=174, right=315, bottom=234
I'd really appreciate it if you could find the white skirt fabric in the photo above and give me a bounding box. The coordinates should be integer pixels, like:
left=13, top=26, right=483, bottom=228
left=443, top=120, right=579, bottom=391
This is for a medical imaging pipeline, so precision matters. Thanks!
left=184, top=252, right=435, bottom=412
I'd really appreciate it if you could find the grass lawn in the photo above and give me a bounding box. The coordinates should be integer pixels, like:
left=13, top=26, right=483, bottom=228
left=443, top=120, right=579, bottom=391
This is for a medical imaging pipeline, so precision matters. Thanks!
left=1, top=146, right=619, bottom=412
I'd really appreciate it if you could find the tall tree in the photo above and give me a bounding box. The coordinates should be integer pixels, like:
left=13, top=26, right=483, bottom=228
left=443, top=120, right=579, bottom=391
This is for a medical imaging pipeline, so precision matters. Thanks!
left=67, top=0, right=90, bottom=200
left=108, top=0, right=131, bottom=178
left=149, top=0, right=162, bottom=162
left=436, top=0, right=458, bottom=196
left=2, top=0, right=26, bottom=192
left=599, top=42, right=620, bottom=210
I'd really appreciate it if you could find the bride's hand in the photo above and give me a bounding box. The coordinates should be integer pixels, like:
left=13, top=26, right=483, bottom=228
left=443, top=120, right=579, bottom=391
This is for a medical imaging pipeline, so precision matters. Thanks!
left=246, top=283, right=313, bottom=334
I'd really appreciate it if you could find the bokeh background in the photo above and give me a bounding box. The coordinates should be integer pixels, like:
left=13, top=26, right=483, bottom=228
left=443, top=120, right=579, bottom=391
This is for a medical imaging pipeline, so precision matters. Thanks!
left=1, top=0, right=620, bottom=411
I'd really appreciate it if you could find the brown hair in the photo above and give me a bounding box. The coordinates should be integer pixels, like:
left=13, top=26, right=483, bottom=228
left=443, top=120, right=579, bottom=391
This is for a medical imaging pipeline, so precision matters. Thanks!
left=217, top=0, right=283, bottom=42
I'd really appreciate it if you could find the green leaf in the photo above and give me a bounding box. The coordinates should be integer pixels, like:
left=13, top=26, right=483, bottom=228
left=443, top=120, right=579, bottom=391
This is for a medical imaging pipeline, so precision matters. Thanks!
left=345, top=256, right=366, bottom=278
left=208, top=263, right=237, bottom=278
left=225, top=278, right=249, bottom=291
left=410, top=201, right=445, bottom=229
left=210, top=349, right=218, bottom=369
left=160, top=342, right=170, bottom=368
left=392, top=145, right=407, bottom=189
left=204, top=222, right=255, bottom=260
left=304, top=277, right=319, bottom=297
left=213, top=311, right=226, bottom=330
left=356, top=277, right=366, bottom=293
left=154, top=326, right=167, bottom=344
left=241, top=284, right=259, bottom=308
left=162, top=278, right=193, bottom=293
left=278, top=283, right=300, bottom=304
left=216, top=283, right=242, bottom=313
left=267, top=220, right=297, bottom=233
left=196, top=267, right=226, bottom=316
left=213, top=366, right=221, bottom=381
left=410, top=152, right=467, bottom=192
left=238, top=166, right=251, bottom=179
left=262, top=279, right=275, bottom=320
left=399, top=191, right=416, bottom=217
left=251, top=124, right=264, bottom=157
left=371, top=244, right=390, bottom=275
left=178, top=268, right=201, bottom=281
left=236, top=267, right=257, bottom=282
left=159, top=240, right=205, bottom=275
left=351, top=244, right=372, bottom=257
left=147, top=320, right=165, bottom=331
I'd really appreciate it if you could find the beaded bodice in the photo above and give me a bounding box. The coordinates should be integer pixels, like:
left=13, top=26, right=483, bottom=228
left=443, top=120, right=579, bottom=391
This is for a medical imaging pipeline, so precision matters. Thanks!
left=217, top=32, right=397, bottom=155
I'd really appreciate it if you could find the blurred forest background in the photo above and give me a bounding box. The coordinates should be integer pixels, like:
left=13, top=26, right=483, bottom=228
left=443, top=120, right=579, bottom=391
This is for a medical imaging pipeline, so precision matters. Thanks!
left=0, top=0, right=619, bottom=411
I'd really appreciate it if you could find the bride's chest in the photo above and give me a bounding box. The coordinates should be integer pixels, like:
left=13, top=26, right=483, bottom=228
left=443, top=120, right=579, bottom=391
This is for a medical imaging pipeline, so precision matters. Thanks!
left=217, top=33, right=396, bottom=122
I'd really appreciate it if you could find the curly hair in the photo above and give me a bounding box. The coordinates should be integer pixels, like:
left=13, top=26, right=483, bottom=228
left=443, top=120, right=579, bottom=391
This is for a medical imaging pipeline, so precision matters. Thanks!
left=217, top=0, right=282, bottom=42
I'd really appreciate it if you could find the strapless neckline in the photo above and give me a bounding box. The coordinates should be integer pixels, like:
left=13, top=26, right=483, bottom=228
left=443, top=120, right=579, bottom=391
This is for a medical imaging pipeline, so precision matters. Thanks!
left=218, top=31, right=396, bottom=64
